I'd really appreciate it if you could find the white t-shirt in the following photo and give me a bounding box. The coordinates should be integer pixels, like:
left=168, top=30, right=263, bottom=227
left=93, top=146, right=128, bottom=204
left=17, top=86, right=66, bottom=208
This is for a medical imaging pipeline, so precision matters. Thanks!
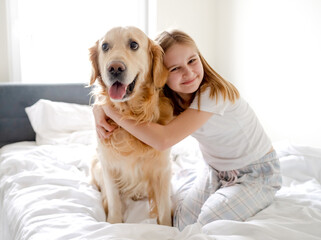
left=189, top=88, right=272, bottom=171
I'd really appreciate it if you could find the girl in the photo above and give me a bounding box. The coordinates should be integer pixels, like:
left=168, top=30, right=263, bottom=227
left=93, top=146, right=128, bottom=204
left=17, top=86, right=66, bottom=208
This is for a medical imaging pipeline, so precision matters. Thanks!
left=93, top=29, right=282, bottom=230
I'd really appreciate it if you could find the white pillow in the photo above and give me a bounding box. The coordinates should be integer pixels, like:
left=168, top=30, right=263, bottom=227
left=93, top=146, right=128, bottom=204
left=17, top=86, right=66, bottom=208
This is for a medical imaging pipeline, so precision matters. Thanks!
left=25, top=99, right=95, bottom=145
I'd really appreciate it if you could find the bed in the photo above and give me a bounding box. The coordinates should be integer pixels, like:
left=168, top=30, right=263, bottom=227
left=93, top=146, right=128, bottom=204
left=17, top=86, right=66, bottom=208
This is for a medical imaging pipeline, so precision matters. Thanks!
left=1, top=83, right=321, bottom=240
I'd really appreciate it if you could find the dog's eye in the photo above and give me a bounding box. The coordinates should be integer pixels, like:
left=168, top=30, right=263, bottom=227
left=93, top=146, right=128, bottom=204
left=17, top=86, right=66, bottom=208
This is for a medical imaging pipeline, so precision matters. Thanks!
left=130, top=41, right=139, bottom=50
left=102, top=43, right=109, bottom=52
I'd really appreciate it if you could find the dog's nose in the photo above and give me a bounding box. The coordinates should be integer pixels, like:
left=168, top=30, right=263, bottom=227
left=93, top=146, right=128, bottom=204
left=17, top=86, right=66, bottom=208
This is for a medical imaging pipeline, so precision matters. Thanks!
left=108, top=61, right=126, bottom=78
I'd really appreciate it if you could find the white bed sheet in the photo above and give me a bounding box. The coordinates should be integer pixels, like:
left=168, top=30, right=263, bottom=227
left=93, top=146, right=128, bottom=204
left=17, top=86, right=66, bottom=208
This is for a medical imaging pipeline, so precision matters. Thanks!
left=1, top=139, right=321, bottom=240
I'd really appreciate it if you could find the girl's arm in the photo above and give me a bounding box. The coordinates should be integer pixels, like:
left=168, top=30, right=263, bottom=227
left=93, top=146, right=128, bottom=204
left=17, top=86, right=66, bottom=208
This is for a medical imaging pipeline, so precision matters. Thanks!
left=102, top=104, right=213, bottom=151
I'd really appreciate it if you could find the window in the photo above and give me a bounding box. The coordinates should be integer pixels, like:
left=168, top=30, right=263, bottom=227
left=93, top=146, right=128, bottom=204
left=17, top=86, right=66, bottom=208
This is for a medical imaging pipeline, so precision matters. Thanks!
left=6, top=0, right=154, bottom=83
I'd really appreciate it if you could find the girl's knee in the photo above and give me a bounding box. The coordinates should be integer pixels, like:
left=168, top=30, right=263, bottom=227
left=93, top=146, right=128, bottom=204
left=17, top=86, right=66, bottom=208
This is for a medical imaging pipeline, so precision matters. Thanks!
left=197, top=184, right=277, bottom=225
left=197, top=193, right=242, bottom=226
left=198, top=198, right=245, bottom=226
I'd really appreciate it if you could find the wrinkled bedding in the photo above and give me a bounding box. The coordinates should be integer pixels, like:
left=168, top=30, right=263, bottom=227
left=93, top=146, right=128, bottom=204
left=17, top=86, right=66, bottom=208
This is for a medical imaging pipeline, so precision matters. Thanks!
left=1, top=99, right=321, bottom=239
left=1, top=139, right=321, bottom=240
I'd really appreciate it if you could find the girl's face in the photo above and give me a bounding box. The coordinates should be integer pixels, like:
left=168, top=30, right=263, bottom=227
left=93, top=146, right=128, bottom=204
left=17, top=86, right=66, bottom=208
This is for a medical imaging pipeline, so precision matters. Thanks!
left=164, top=43, right=204, bottom=101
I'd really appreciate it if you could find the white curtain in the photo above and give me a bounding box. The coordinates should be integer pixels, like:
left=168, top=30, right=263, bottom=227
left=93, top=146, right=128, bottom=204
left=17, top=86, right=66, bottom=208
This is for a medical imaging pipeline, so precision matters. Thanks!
left=6, top=0, right=152, bottom=83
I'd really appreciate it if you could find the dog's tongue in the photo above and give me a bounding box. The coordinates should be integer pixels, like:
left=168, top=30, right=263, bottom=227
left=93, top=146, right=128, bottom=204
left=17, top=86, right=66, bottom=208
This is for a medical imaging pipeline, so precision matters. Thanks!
left=109, top=82, right=127, bottom=100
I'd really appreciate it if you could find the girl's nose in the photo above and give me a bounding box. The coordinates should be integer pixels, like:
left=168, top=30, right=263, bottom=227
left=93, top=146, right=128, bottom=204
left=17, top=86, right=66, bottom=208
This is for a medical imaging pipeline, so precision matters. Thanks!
left=183, top=67, right=193, bottom=78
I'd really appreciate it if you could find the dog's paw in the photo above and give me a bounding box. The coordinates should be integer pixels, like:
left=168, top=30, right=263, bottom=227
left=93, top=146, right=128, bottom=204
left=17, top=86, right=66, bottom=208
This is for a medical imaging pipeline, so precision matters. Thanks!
left=107, top=215, right=122, bottom=224
left=158, top=217, right=172, bottom=226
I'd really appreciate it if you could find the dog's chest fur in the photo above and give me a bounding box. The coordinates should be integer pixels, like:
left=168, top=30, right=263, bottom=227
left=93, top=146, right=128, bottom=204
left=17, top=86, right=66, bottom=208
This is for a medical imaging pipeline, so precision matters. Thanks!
left=98, top=130, right=170, bottom=200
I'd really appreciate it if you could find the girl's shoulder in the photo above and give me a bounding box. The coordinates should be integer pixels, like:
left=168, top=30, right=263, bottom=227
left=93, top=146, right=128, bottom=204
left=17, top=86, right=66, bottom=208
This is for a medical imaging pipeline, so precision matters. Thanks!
left=189, top=87, right=235, bottom=115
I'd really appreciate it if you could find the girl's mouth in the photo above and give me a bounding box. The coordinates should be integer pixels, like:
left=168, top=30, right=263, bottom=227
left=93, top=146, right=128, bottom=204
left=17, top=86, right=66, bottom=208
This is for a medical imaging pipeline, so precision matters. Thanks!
left=182, top=77, right=196, bottom=85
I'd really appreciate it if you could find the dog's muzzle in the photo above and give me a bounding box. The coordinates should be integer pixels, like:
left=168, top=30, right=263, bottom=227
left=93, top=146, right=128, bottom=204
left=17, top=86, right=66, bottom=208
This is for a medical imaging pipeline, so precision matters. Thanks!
left=107, top=61, right=138, bottom=101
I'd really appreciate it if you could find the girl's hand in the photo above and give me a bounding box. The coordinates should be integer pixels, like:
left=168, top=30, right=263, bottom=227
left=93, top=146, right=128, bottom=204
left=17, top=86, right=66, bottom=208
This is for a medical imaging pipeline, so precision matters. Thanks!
left=92, top=104, right=117, bottom=139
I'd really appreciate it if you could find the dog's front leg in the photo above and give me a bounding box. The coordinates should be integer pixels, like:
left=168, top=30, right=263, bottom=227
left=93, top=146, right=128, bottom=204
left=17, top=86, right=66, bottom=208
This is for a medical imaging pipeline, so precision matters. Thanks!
left=152, top=172, right=172, bottom=226
left=100, top=163, right=123, bottom=223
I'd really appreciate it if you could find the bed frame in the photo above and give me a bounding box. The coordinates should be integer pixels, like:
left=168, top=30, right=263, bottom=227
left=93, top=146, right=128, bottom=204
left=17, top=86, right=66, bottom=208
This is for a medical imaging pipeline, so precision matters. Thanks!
left=0, top=83, right=92, bottom=147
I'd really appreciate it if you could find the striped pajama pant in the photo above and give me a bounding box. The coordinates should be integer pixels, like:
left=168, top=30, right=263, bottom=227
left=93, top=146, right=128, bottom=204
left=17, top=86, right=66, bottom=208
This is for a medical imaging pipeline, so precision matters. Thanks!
left=172, top=151, right=282, bottom=231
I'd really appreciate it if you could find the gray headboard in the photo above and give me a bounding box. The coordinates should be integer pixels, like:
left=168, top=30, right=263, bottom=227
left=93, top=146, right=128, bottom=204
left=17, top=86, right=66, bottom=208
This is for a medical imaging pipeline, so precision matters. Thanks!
left=0, top=83, right=93, bottom=147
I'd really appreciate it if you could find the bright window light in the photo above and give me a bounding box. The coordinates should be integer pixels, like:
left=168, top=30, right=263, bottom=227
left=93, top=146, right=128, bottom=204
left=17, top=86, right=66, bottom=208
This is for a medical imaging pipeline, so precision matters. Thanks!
left=9, top=0, right=151, bottom=83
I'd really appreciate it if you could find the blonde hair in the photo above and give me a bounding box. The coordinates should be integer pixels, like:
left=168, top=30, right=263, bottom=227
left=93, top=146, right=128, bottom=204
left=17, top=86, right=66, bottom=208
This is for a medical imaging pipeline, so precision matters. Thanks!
left=155, top=29, right=240, bottom=115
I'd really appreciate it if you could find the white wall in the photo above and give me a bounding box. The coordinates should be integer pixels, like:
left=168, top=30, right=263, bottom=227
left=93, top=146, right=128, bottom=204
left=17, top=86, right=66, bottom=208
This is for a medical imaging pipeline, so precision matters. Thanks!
left=155, top=0, right=217, bottom=69
left=157, top=0, right=321, bottom=147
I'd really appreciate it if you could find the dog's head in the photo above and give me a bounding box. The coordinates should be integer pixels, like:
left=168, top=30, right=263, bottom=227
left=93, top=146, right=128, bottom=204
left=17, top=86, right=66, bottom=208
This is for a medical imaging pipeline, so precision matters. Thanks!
left=89, top=26, right=168, bottom=103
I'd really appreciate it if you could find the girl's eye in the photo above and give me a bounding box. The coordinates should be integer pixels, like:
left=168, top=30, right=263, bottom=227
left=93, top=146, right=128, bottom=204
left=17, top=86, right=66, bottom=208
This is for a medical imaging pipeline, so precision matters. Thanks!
left=188, top=59, right=196, bottom=64
left=130, top=41, right=139, bottom=50
left=102, top=43, right=109, bottom=51
left=170, top=67, right=178, bottom=72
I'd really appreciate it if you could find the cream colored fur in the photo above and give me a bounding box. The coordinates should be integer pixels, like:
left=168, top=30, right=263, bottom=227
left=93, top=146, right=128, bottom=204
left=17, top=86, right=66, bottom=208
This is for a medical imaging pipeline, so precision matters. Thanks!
left=89, top=26, right=173, bottom=226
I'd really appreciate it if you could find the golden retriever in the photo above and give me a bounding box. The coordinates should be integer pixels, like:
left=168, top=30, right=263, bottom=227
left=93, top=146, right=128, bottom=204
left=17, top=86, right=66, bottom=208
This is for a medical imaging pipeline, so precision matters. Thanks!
left=89, top=26, right=173, bottom=226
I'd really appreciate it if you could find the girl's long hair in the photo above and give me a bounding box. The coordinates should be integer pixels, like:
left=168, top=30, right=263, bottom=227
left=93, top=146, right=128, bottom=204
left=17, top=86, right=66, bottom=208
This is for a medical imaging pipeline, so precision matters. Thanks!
left=155, top=29, right=240, bottom=115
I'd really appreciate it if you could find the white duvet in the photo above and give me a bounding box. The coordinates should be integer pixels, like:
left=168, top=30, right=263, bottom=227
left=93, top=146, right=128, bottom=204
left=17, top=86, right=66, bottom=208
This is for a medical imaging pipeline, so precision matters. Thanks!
left=1, top=100, right=321, bottom=240
left=1, top=140, right=321, bottom=240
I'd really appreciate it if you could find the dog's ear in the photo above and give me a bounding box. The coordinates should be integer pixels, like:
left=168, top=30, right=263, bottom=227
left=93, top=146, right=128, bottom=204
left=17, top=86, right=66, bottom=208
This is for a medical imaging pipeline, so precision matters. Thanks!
left=150, top=40, right=168, bottom=88
left=89, top=41, right=100, bottom=86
